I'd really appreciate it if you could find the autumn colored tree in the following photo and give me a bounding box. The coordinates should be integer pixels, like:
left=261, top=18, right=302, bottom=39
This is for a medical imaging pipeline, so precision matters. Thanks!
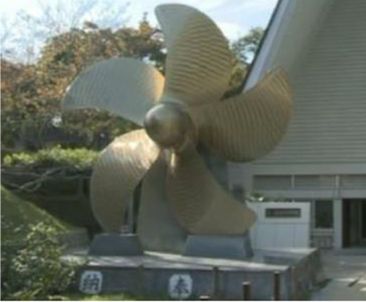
left=1, top=60, right=44, bottom=150
left=37, top=16, right=165, bottom=149
left=225, top=27, right=264, bottom=97
left=1, top=15, right=165, bottom=150
left=231, top=27, right=264, bottom=66
left=1, top=9, right=263, bottom=151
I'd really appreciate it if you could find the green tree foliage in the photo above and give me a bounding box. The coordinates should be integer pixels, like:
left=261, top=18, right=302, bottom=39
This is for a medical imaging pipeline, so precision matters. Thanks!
left=2, top=147, right=99, bottom=195
left=231, top=27, right=264, bottom=66
left=1, top=186, right=69, bottom=244
left=1, top=223, right=76, bottom=300
left=226, top=27, right=264, bottom=97
left=3, top=146, right=98, bottom=171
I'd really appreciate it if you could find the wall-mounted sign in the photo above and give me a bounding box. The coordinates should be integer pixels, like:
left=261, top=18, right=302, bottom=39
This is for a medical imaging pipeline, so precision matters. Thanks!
left=266, top=208, right=301, bottom=218
left=249, top=202, right=310, bottom=249
left=168, top=274, right=193, bottom=300
left=79, top=270, right=103, bottom=294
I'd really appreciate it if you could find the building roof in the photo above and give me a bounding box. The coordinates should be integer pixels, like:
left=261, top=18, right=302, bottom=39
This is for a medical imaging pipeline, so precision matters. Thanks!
left=242, top=0, right=334, bottom=91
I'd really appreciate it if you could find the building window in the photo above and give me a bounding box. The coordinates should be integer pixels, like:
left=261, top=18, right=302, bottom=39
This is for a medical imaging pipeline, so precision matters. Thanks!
left=254, top=175, right=292, bottom=190
left=340, top=175, right=366, bottom=189
left=232, top=184, right=245, bottom=200
left=314, top=200, right=333, bottom=229
left=295, top=175, right=336, bottom=190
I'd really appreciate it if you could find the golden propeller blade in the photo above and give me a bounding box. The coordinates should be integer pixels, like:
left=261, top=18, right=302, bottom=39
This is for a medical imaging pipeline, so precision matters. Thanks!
left=137, top=154, right=187, bottom=253
left=62, top=58, right=164, bottom=125
left=90, top=129, right=160, bottom=233
left=166, top=146, right=256, bottom=235
left=155, top=4, right=232, bottom=106
left=196, top=69, right=293, bottom=162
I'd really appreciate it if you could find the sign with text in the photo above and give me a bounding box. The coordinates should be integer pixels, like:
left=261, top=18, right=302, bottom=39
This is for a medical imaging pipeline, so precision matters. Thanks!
left=168, top=274, right=193, bottom=300
left=248, top=202, right=310, bottom=249
left=266, top=208, right=301, bottom=218
left=79, top=270, right=103, bottom=294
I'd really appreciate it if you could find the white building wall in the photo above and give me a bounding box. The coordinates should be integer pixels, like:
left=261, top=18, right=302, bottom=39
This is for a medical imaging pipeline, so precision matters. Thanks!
left=228, top=0, right=366, bottom=248
left=229, top=0, right=366, bottom=199
left=256, top=0, right=366, bottom=166
left=245, top=0, right=333, bottom=89
left=248, top=202, right=310, bottom=249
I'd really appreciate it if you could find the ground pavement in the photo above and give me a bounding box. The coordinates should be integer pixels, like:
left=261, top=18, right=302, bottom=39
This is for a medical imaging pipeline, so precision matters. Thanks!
left=311, top=248, right=366, bottom=300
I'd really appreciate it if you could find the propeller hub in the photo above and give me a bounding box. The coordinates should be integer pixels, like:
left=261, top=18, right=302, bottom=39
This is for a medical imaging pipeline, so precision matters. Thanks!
left=144, top=104, right=194, bottom=150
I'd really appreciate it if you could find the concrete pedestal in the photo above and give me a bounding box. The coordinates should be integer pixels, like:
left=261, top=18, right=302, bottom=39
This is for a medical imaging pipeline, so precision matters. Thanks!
left=88, top=234, right=143, bottom=256
left=184, top=234, right=253, bottom=260
left=73, top=248, right=322, bottom=300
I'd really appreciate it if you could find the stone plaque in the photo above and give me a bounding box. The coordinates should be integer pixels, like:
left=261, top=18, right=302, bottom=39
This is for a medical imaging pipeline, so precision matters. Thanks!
left=168, top=274, right=193, bottom=300
left=79, top=270, right=103, bottom=294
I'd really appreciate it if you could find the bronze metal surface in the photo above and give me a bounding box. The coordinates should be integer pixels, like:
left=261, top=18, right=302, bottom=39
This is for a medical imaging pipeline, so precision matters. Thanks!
left=62, top=57, right=164, bottom=125
left=137, top=154, right=187, bottom=253
left=62, top=4, right=293, bottom=237
left=156, top=4, right=232, bottom=107
left=196, top=69, right=293, bottom=162
left=144, top=103, right=197, bottom=151
left=167, top=146, right=256, bottom=234
left=90, top=130, right=160, bottom=233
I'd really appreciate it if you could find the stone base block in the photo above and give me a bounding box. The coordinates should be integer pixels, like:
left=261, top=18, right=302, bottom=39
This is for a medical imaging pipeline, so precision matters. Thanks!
left=183, top=234, right=253, bottom=260
left=75, top=248, right=321, bottom=299
left=88, top=234, right=143, bottom=256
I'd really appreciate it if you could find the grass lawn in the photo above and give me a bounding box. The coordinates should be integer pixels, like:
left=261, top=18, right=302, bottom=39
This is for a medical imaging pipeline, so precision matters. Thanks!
left=65, top=293, right=138, bottom=300
left=1, top=185, right=73, bottom=245
left=65, top=293, right=171, bottom=300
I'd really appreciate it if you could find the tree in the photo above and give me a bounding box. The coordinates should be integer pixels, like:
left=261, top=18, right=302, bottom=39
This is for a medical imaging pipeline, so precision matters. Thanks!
left=38, top=17, right=165, bottom=149
left=1, top=60, right=44, bottom=150
left=225, top=27, right=264, bottom=97
left=1, top=8, right=263, bottom=151
left=0, top=0, right=130, bottom=63
left=231, top=27, right=264, bottom=67
left=1, top=0, right=131, bottom=150
left=2, top=223, right=76, bottom=300
left=1, top=15, right=165, bottom=151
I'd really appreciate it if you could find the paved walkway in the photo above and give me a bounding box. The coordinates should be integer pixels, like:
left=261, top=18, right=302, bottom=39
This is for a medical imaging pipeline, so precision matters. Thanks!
left=311, top=248, right=366, bottom=300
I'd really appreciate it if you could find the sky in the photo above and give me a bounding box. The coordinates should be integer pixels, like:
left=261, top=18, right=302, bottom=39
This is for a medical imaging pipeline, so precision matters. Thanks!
left=0, top=0, right=277, bottom=61
left=128, top=0, right=278, bottom=40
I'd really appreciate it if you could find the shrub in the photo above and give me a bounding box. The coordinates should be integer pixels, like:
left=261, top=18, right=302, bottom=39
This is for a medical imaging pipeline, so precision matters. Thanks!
left=3, top=145, right=99, bottom=171
left=1, top=186, right=69, bottom=243
left=1, top=222, right=76, bottom=300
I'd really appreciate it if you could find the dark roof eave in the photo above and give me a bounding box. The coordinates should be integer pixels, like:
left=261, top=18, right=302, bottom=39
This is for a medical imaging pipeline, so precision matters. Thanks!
left=239, top=0, right=284, bottom=92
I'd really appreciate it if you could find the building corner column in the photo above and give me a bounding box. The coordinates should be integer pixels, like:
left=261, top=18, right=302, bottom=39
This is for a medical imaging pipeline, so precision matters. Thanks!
left=333, top=199, right=343, bottom=248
